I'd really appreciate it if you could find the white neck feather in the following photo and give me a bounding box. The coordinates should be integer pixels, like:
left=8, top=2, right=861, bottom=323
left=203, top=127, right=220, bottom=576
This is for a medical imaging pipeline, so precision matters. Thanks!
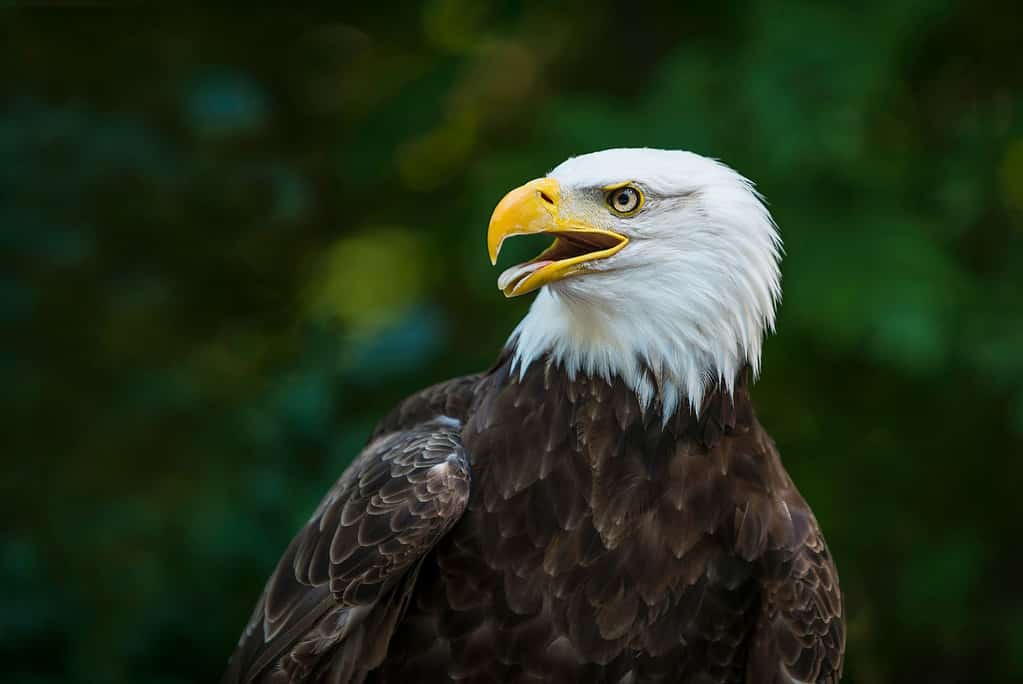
left=509, top=284, right=761, bottom=421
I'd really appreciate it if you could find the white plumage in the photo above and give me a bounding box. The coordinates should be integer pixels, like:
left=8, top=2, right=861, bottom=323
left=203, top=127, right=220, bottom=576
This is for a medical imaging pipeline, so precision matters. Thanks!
left=506, top=148, right=783, bottom=419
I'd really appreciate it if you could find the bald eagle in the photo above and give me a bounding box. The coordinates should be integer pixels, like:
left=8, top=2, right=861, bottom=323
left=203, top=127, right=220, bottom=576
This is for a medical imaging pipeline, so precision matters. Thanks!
left=224, top=149, right=845, bottom=683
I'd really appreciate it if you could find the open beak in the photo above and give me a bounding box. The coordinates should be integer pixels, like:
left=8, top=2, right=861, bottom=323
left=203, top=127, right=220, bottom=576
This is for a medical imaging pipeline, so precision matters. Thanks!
left=487, top=178, right=628, bottom=297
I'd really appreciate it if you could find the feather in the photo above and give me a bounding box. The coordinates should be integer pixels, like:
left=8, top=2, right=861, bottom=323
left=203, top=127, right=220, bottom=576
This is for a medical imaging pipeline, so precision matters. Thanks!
left=222, top=395, right=474, bottom=684
left=225, top=352, right=843, bottom=683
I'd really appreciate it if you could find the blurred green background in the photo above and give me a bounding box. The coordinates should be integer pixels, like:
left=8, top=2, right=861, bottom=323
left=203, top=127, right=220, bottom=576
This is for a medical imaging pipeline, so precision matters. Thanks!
left=4, top=3, right=1023, bottom=682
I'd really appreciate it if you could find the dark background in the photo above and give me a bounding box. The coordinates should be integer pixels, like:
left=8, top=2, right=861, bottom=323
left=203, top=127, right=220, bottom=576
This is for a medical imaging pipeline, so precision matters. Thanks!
left=5, top=3, right=1023, bottom=682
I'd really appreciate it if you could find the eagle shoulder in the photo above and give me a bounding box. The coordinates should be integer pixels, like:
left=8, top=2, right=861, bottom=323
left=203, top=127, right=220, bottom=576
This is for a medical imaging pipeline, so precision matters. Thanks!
left=223, top=376, right=479, bottom=684
left=736, top=434, right=845, bottom=684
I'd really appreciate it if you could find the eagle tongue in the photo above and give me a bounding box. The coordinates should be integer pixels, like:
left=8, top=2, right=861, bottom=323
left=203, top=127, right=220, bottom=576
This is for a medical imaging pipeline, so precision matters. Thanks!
left=498, top=260, right=553, bottom=292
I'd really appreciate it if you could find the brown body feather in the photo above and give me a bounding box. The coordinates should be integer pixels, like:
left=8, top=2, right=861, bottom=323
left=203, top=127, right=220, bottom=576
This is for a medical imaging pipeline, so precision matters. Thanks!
left=224, top=354, right=844, bottom=683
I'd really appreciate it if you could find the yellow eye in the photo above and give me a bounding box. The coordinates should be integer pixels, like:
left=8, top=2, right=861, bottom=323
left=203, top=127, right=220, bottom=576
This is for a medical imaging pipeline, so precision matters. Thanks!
left=606, top=185, right=642, bottom=215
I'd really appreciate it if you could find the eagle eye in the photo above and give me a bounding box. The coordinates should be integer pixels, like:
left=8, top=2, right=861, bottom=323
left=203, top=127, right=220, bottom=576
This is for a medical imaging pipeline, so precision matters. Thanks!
left=606, top=185, right=642, bottom=216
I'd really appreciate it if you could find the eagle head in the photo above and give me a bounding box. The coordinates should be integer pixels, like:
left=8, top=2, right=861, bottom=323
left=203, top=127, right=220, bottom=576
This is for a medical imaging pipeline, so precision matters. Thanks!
left=488, top=148, right=782, bottom=416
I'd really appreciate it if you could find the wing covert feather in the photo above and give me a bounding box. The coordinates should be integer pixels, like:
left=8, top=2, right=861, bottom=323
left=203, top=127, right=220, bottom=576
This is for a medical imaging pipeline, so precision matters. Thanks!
left=746, top=523, right=845, bottom=684
left=224, top=418, right=471, bottom=683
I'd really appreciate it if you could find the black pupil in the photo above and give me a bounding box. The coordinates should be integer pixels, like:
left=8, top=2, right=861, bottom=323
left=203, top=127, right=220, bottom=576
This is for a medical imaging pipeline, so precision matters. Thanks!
left=616, top=190, right=632, bottom=208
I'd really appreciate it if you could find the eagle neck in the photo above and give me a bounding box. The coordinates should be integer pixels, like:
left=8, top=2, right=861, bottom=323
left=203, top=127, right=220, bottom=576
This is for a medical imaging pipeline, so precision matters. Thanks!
left=496, top=352, right=755, bottom=450
left=507, top=287, right=754, bottom=422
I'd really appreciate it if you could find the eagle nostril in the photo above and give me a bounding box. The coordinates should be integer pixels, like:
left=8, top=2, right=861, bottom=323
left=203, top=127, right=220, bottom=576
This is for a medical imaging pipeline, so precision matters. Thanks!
left=538, top=190, right=555, bottom=206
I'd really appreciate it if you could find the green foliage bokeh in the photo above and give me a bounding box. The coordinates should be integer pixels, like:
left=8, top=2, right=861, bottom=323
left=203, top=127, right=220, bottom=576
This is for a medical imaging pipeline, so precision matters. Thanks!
left=4, top=3, right=1022, bottom=682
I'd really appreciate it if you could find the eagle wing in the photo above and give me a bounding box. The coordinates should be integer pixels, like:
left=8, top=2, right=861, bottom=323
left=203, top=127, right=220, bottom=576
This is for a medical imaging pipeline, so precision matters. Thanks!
left=223, top=418, right=470, bottom=684
left=746, top=513, right=845, bottom=684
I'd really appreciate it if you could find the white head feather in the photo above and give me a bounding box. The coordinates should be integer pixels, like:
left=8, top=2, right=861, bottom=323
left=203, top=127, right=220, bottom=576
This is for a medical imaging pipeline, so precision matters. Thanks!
left=507, top=148, right=783, bottom=419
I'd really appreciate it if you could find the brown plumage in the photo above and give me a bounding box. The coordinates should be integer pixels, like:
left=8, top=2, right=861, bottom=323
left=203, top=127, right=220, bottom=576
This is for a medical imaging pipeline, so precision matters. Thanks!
left=224, top=353, right=844, bottom=683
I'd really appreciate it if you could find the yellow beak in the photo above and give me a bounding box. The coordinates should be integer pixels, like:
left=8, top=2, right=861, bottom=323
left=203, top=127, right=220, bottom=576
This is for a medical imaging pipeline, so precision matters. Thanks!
left=487, top=178, right=628, bottom=297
